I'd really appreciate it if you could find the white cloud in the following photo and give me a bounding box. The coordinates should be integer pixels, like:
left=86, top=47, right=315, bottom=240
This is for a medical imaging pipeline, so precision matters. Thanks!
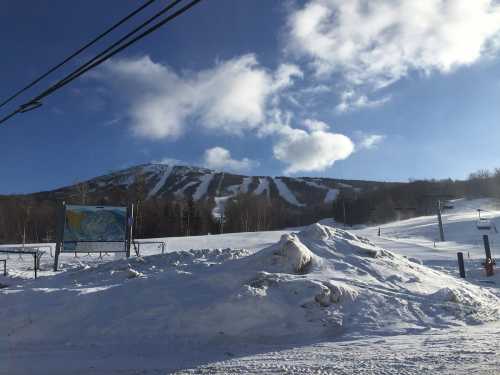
left=303, top=119, right=329, bottom=131
left=357, top=133, right=386, bottom=150
left=336, top=90, right=391, bottom=113
left=288, top=0, right=500, bottom=88
left=96, top=55, right=302, bottom=140
left=153, top=157, right=188, bottom=166
left=273, top=124, right=354, bottom=174
left=102, top=117, right=121, bottom=127
left=272, top=63, right=304, bottom=91
left=203, top=147, right=259, bottom=173
left=300, top=84, right=332, bottom=95
left=93, top=54, right=359, bottom=175
left=258, top=111, right=355, bottom=174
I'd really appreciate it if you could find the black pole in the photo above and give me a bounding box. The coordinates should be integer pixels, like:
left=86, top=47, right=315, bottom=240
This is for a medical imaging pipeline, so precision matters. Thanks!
left=437, top=200, right=445, bottom=242
left=483, top=234, right=492, bottom=260
left=53, top=202, right=65, bottom=271
left=126, top=204, right=134, bottom=258
left=342, top=201, right=347, bottom=228
left=457, top=252, right=466, bottom=278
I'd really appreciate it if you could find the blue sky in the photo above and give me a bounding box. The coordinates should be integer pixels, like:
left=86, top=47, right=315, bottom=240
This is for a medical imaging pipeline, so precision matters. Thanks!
left=2, top=0, right=500, bottom=194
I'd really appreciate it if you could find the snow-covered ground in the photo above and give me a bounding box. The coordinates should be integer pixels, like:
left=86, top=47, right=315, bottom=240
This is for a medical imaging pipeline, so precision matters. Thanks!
left=1, top=198, right=499, bottom=374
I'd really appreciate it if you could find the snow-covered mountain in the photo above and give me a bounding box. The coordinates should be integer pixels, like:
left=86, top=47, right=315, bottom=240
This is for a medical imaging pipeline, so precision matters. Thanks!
left=45, top=163, right=395, bottom=208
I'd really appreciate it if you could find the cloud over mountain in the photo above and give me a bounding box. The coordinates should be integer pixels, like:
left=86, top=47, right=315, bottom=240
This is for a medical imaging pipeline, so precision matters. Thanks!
left=96, top=54, right=302, bottom=140
left=273, top=121, right=354, bottom=174
left=93, top=54, right=358, bottom=174
left=203, top=147, right=259, bottom=173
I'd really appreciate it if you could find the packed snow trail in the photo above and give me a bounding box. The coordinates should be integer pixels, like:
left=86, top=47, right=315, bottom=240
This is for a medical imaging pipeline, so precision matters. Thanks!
left=253, top=177, right=270, bottom=199
left=146, top=165, right=173, bottom=199
left=298, top=178, right=339, bottom=203
left=272, top=177, right=305, bottom=207
left=173, top=322, right=500, bottom=375
left=2, top=323, right=498, bottom=374
left=192, top=173, right=214, bottom=201
left=323, top=188, right=339, bottom=203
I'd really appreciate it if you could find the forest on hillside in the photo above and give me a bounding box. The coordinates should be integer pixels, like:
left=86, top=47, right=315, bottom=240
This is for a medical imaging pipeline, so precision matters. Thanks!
left=0, top=168, right=498, bottom=245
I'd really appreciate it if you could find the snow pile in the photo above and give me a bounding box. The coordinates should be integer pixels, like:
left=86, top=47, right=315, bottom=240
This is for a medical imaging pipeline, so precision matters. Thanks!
left=257, top=233, right=313, bottom=273
left=1, top=223, right=499, bottom=350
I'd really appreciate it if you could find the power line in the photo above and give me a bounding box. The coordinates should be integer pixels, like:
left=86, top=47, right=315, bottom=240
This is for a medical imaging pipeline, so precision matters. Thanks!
left=0, top=0, right=203, bottom=126
left=0, top=0, right=158, bottom=111
left=33, top=0, right=191, bottom=103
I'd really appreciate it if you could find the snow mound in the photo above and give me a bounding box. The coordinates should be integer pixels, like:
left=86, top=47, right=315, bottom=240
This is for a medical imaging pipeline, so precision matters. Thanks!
left=257, top=233, right=313, bottom=274
left=127, top=268, right=143, bottom=279
left=1, top=223, right=499, bottom=350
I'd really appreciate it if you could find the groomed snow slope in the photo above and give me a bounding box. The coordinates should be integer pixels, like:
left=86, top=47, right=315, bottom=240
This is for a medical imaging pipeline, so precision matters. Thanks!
left=375, top=198, right=500, bottom=248
left=1, top=223, right=498, bottom=356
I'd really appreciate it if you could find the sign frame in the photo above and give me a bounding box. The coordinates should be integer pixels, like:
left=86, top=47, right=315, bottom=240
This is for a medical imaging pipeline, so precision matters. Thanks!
left=53, top=202, right=133, bottom=271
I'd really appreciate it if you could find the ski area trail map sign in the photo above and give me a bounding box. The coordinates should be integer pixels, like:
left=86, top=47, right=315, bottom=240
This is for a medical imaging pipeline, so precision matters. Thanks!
left=63, top=205, right=127, bottom=249
left=53, top=203, right=133, bottom=270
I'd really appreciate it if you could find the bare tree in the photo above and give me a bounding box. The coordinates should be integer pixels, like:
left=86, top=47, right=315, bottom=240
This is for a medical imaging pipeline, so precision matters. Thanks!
left=75, top=180, right=90, bottom=205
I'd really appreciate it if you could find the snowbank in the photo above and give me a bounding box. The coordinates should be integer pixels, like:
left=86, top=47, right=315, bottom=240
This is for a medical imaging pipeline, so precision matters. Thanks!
left=1, top=223, right=499, bottom=351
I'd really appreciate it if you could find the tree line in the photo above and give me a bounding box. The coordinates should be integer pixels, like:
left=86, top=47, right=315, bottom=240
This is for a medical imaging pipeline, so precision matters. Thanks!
left=331, top=168, right=500, bottom=226
left=0, top=168, right=499, bottom=244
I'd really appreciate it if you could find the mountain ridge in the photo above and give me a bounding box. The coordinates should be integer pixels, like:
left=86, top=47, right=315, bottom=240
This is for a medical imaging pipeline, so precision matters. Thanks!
left=30, top=163, right=399, bottom=210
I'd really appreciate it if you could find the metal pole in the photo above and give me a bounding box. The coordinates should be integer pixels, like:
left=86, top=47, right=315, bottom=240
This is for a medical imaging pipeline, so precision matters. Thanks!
left=343, top=201, right=347, bottom=228
left=126, top=204, right=134, bottom=258
left=34, top=254, right=37, bottom=279
left=437, top=200, right=445, bottom=242
left=457, top=252, right=465, bottom=278
left=483, top=235, right=492, bottom=260
left=53, top=202, right=65, bottom=271
left=483, top=234, right=494, bottom=276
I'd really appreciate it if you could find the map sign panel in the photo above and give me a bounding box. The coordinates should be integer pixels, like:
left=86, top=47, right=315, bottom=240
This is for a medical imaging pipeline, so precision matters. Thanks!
left=62, top=205, right=127, bottom=252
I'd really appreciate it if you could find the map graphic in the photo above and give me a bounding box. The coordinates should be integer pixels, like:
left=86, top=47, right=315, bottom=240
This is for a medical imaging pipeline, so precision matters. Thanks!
left=63, top=205, right=127, bottom=251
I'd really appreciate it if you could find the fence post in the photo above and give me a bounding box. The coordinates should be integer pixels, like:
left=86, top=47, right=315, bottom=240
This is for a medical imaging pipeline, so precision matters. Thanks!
left=457, top=252, right=465, bottom=278
left=53, top=202, right=65, bottom=271
left=33, top=254, right=37, bottom=279
left=125, top=204, right=134, bottom=258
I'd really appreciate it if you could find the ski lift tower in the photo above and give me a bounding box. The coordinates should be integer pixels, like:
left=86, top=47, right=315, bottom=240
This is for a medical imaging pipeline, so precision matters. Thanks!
left=422, top=194, right=455, bottom=242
